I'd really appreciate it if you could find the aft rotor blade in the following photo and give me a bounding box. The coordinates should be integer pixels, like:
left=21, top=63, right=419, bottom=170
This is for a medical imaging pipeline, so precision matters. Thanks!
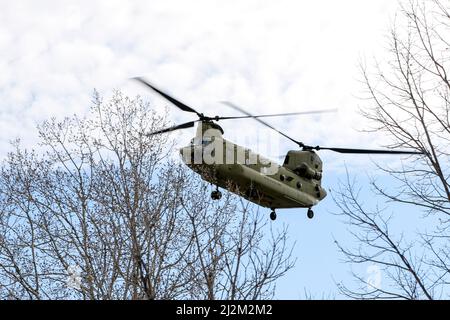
left=218, top=108, right=337, bottom=120
left=133, top=77, right=201, bottom=116
left=221, top=101, right=303, bottom=147
left=147, top=120, right=198, bottom=136
left=312, top=146, right=423, bottom=154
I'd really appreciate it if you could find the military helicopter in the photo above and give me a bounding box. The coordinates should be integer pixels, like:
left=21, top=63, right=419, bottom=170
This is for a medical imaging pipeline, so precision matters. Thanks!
left=133, top=77, right=423, bottom=221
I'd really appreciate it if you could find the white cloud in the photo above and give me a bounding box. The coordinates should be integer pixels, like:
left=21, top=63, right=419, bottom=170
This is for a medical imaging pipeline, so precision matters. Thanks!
left=1, top=0, right=406, bottom=160
left=0, top=0, right=400, bottom=163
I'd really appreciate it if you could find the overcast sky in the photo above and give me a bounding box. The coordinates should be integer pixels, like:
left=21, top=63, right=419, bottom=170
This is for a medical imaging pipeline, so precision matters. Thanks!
left=1, top=0, right=410, bottom=298
left=0, top=0, right=400, bottom=159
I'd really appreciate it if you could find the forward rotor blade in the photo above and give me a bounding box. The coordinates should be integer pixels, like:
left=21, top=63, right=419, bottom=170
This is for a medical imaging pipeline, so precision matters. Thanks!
left=147, top=120, right=198, bottom=136
left=218, top=108, right=337, bottom=120
left=133, top=77, right=201, bottom=116
left=221, top=101, right=303, bottom=147
left=313, top=146, right=423, bottom=154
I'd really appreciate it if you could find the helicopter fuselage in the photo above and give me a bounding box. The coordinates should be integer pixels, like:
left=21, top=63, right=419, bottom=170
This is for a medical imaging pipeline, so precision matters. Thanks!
left=179, top=122, right=327, bottom=210
left=134, top=77, right=422, bottom=219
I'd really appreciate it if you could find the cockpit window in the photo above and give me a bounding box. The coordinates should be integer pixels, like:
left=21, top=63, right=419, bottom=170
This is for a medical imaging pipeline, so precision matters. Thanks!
left=191, top=137, right=213, bottom=146
left=283, top=155, right=290, bottom=165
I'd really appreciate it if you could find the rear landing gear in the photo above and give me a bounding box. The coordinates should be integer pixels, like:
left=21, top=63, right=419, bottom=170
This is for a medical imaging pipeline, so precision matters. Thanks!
left=211, top=187, right=222, bottom=200
left=268, top=208, right=314, bottom=220
left=270, top=209, right=277, bottom=221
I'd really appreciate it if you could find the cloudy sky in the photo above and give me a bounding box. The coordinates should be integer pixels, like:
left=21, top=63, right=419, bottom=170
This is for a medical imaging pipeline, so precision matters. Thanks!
left=1, top=0, right=411, bottom=298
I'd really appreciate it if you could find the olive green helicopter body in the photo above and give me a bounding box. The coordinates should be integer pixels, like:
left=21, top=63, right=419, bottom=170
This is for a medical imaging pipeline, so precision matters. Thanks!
left=133, top=77, right=423, bottom=220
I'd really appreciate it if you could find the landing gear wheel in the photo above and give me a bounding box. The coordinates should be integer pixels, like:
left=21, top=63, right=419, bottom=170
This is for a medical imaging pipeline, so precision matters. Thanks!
left=270, top=210, right=277, bottom=221
left=211, top=190, right=222, bottom=200
left=307, top=208, right=314, bottom=219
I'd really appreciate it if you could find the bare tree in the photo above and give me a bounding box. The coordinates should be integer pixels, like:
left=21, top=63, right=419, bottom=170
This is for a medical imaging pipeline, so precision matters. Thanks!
left=333, top=0, right=450, bottom=299
left=181, top=190, right=294, bottom=300
left=0, top=90, right=295, bottom=300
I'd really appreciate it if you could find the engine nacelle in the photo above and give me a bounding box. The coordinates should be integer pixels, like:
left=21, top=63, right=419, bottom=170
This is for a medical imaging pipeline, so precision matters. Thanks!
left=283, top=150, right=323, bottom=181
left=295, top=162, right=322, bottom=180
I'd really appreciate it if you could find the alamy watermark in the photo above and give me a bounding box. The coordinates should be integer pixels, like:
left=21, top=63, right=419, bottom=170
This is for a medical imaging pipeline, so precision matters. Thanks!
left=66, top=265, right=82, bottom=290
left=180, top=128, right=282, bottom=175
left=366, top=264, right=382, bottom=292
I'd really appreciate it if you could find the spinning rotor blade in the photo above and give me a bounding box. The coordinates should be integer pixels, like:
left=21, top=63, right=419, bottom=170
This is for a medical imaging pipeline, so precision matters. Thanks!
left=218, top=108, right=337, bottom=120
left=309, top=146, right=423, bottom=154
left=221, top=102, right=423, bottom=155
left=221, top=101, right=304, bottom=147
left=134, top=82, right=423, bottom=155
left=133, top=77, right=202, bottom=116
left=147, top=120, right=198, bottom=136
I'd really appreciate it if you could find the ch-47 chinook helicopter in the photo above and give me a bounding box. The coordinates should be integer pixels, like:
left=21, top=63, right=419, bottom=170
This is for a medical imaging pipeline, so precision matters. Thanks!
left=134, top=77, right=423, bottom=221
